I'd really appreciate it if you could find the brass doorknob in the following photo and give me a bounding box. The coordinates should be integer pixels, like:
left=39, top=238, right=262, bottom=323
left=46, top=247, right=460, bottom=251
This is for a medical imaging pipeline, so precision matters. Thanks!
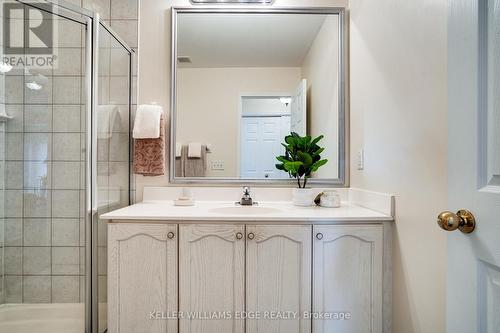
left=437, top=209, right=476, bottom=234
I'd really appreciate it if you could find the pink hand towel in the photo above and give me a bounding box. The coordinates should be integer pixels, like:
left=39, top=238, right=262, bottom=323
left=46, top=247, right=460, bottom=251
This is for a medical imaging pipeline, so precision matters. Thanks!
left=133, top=115, right=165, bottom=176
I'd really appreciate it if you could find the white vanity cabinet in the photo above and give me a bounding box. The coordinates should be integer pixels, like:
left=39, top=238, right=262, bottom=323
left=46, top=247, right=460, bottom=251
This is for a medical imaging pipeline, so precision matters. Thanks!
left=179, top=224, right=245, bottom=333
left=313, top=225, right=384, bottom=333
left=246, top=225, right=311, bottom=333
left=108, top=224, right=178, bottom=333
left=108, top=222, right=391, bottom=333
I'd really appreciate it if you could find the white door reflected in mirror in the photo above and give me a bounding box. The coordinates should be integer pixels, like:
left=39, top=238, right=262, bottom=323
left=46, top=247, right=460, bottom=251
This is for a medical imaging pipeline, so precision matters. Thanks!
left=240, top=95, right=293, bottom=179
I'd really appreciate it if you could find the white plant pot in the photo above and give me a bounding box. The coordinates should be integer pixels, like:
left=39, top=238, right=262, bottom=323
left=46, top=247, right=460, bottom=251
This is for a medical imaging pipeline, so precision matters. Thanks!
left=292, top=188, right=314, bottom=207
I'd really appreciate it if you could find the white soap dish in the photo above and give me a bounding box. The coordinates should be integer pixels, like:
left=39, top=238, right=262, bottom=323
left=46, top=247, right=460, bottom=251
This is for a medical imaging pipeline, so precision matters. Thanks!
left=174, top=199, right=194, bottom=206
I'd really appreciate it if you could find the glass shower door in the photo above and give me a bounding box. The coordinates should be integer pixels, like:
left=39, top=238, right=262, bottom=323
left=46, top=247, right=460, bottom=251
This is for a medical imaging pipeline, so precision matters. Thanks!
left=0, top=2, right=89, bottom=333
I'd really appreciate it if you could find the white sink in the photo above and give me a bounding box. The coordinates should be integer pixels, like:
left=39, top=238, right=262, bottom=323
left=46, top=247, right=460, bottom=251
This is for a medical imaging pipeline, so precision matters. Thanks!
left=209, top=206, right=282, bottom=215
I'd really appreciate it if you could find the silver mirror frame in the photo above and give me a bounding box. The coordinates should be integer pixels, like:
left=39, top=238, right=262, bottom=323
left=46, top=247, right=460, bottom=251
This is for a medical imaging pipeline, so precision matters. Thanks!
left=170, top=6, right=349, bottom=187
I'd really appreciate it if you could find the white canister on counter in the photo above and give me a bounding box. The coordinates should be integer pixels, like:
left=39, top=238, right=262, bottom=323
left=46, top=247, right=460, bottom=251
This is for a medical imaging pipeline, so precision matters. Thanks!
left=320, top=190, right=341, bottom=208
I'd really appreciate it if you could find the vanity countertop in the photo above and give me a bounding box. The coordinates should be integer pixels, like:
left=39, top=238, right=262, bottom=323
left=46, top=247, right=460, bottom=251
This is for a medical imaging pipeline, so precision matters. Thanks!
left=100, top=200, right=393, bottom=223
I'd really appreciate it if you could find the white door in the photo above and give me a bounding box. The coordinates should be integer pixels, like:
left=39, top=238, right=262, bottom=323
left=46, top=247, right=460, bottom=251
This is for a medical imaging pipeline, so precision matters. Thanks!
left=179, top=224, right=245, bottom=333
left=281, top=115, right=291, bottom=142
left=108, top=224, right=178, bottom=333
left=241, top=116, right=288, bottom=179
left=246, top=225, right=311, bottom=333
left=446, top=1, right=500, bottom=332
left=290, top=79, right=307, bottom=136
left=312, top=225, right=383, bottom=333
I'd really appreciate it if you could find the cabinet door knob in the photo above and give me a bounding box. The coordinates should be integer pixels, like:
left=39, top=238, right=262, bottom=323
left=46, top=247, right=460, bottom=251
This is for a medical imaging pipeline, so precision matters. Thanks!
left=167, top=232, right=175, bottom=239
left=236, top=232, right=243, bottom=240
left=247, top=232, right=255, bottom=240
left=316, top=233, right=323, bottom=240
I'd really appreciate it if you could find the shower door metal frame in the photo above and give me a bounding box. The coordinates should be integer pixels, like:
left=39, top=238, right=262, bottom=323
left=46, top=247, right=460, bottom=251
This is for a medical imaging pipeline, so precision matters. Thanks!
left=12, top=1, right=134, bottom=333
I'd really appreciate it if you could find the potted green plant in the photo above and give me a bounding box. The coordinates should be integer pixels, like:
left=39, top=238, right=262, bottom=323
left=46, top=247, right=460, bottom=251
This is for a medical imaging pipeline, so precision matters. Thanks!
left=275, top=132, right=328, bottom=206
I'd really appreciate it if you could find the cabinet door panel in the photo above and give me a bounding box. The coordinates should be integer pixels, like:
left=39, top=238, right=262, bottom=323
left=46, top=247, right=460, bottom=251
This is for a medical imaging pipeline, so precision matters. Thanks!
left=108, top=223, right=178, bottom=333
left=179, top=224, right=245, bottom=333
left=246, top=225, right=312, bottom=333
left=313, top=225, right=383, bottom=333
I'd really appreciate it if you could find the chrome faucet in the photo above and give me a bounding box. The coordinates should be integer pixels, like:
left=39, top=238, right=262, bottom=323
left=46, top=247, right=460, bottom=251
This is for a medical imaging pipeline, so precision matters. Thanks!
left=238, top=186, right=254, bottom=206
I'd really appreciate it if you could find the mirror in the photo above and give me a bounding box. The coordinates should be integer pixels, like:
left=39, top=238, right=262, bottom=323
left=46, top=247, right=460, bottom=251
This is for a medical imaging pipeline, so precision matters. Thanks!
left=171, top=8, right=347, bottom=185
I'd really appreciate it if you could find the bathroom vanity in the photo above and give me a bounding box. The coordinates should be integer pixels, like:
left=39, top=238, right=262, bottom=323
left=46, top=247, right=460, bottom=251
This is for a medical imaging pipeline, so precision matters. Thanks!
left=102, top=187, right=394, bottom=333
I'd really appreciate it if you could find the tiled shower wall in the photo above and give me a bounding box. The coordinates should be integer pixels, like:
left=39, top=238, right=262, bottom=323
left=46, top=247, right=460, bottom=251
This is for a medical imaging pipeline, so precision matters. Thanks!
left=0, top=1, right=5, bottom=306
left=2, top=14, right=89, bottom=303
left=1, top=0, right=139, bottom=304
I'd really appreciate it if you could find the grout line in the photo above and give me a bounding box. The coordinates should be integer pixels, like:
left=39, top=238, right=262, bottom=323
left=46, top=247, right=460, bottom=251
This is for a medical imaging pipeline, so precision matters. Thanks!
left=48, top=60, right=54, bottom=304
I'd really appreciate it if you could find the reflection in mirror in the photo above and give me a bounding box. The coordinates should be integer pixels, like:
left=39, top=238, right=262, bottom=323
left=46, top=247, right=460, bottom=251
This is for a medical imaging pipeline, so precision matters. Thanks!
left=172, top=9, right=345, bottom=183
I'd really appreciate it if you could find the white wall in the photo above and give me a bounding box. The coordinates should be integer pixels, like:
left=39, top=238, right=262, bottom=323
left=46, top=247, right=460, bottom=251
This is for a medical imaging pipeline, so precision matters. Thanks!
left=349, top=1, right=447, bottom=332
left=176, top=67, right=301, bottom=177
left=302, top=15, right=340, bottom=179
left=138, top=2, right=448, bottom=333
left=242, top=97, right=291, bottom=116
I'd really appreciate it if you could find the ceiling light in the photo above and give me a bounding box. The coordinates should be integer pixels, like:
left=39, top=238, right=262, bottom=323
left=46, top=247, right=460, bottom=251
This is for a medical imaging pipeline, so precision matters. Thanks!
left=26, top=81, right=42, bottom=90
left=0, top=61, right=12, bottom=73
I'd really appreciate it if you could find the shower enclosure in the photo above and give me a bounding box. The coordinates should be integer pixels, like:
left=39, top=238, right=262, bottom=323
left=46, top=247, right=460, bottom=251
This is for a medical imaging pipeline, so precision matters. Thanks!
left=0, top=1, right=133, bottom=332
